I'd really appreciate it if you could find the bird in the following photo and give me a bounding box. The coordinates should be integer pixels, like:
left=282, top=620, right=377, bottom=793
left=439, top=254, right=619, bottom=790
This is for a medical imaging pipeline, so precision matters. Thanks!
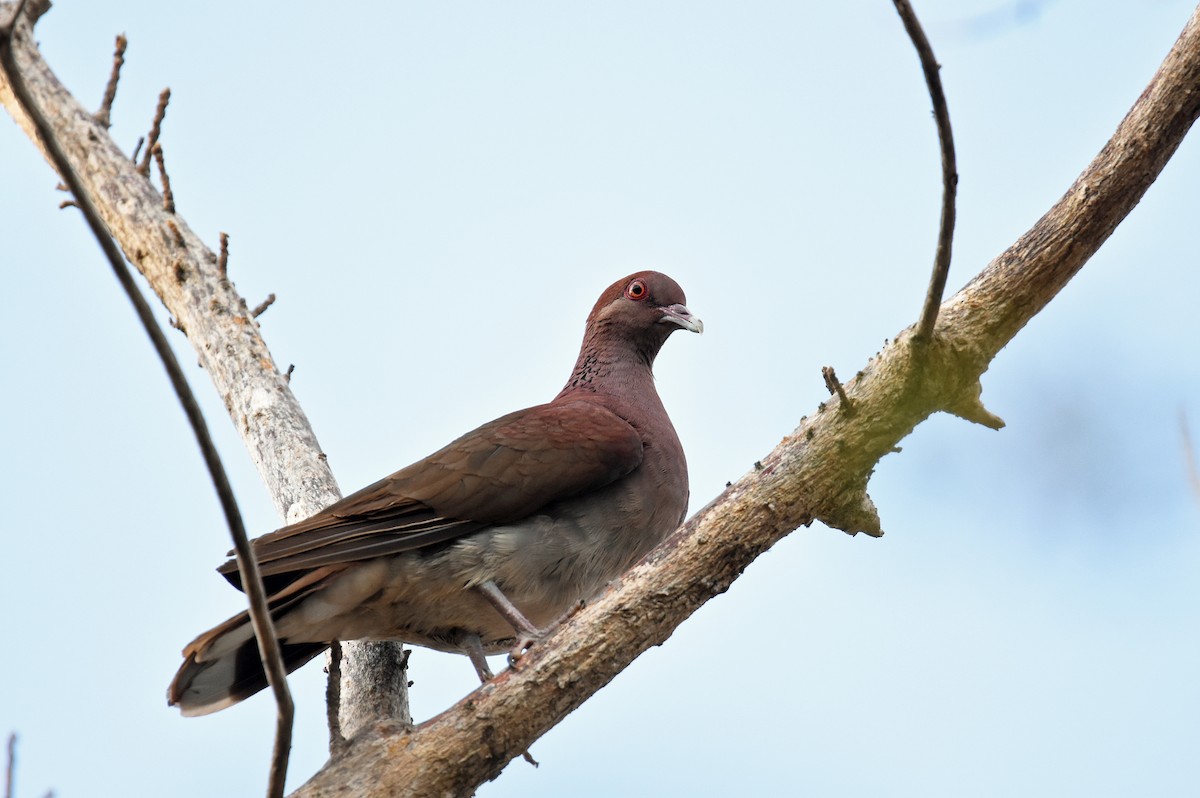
left=168, top=271, right=702, bottom=716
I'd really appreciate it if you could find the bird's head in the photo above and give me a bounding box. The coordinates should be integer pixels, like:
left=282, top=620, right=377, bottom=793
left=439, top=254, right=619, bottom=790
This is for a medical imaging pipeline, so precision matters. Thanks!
left=586, top=272, right=703, bottom=359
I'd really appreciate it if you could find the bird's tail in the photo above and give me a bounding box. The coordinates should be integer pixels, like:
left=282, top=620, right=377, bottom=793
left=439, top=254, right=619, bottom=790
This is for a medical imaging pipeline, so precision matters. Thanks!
left=167, top=567, right=338, bottom=716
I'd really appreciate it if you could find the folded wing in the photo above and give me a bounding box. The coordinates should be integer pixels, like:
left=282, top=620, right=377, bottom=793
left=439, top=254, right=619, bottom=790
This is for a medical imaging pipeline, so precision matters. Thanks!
left=218, top=400, right=644, bottom=589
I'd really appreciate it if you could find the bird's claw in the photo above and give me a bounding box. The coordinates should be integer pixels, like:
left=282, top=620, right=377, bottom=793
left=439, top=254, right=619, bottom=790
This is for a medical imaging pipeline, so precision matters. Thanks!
left=507, top=635, right=537, bottom=669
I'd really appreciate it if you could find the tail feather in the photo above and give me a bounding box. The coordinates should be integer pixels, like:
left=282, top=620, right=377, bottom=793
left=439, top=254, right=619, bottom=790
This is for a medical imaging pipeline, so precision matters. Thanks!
left=168, top=565, right=344, bottom=716
left=169, top=633, right=327, bottom=716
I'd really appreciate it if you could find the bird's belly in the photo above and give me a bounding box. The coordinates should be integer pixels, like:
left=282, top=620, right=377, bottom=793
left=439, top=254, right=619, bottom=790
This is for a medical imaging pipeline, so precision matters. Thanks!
left=274, top=479, right=686, bottom=654
left=467, top=479, right=687, bottom=621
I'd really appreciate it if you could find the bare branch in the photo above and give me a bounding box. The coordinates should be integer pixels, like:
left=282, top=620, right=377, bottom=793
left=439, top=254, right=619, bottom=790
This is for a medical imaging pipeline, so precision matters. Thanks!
left=93, top=33, right=125, bottom=129
left=218, top=231, right=229, bottom=276
left=0, top=16, right=292, bottom=798
left=893, top=0, right=958, bottom=344
left=251, top=293, right=276, bottom=318
left=4, top=733, right=13, bottom=798
left=165, top=218, right=185, bottom=246
left=151, top=141, right=174, bottom=213
left=821, top=365, right=853, bottom=415
left=1182, top=412, right=1200, bottom=502
left=0, top=7, right=408, bottom=750
left=325, top=644, right=346, bottom=755
left=137, top=87, right=169, bottom=177
left=1, top=0, right=29, bottom=36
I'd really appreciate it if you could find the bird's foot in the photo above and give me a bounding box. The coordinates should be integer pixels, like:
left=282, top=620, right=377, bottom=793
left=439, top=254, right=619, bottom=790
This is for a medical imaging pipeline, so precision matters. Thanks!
left=564, top=597, right=586, bottom=620
left=507, top=634, right=539, bottom=669
left=505, top=599, right=590, bottom=668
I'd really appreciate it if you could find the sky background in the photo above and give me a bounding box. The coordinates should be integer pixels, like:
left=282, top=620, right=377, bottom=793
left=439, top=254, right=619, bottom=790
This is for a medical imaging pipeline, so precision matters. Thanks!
left=2, top=1, right=1198, bottom=796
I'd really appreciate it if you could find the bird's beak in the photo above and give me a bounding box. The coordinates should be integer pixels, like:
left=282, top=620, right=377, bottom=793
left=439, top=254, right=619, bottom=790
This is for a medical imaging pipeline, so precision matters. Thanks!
left=658, top=303, right=704, bottom=334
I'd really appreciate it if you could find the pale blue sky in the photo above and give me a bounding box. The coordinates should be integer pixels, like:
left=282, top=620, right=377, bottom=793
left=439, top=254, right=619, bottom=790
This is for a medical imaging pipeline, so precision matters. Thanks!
left=2, top=2, right=1198, bottom=796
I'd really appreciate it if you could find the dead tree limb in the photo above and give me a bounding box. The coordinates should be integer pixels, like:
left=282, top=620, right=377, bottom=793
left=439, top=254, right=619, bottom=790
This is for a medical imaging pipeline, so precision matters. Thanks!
left=0, top=7, right=293, bottom=797
left=93, top=32, right=124, bottom=129
left=0, top=0, right=409, bottom=752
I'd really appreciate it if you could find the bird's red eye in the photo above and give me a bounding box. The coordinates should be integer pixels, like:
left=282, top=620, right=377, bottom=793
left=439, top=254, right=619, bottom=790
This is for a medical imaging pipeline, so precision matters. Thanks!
left=625, top=279, right=648, bottom=301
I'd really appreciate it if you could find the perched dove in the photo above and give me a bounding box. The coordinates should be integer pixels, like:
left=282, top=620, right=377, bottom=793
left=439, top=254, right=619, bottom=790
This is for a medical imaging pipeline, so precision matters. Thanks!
left=169, top=271, right=701, bottom=716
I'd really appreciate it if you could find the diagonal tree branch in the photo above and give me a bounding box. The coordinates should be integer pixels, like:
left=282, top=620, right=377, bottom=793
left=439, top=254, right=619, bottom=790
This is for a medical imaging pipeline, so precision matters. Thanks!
left=0, top=0, right=408, bottom=752
left=0, top=7, right=294, bottom=796
left=289, top=5, right=1200, bottom=795
left=3, top=2, right=1199, bottom=796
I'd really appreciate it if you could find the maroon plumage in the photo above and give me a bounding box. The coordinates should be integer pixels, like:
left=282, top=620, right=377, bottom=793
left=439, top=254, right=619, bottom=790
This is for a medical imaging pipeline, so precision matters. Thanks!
left=169, top=272, right=701, bottom=716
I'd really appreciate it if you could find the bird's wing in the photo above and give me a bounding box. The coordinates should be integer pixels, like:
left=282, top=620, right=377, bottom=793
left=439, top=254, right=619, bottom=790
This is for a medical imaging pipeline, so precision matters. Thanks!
left=218, top=399, right=643, bottom=586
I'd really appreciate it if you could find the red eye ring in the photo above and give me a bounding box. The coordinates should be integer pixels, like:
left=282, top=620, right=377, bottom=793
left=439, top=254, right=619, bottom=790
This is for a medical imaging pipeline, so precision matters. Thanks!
left=625, top=279, right=648, bottom=301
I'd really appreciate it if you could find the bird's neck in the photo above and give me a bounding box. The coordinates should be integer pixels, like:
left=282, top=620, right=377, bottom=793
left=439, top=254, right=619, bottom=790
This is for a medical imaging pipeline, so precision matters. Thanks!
left=556, top=332, right=660, bottom=404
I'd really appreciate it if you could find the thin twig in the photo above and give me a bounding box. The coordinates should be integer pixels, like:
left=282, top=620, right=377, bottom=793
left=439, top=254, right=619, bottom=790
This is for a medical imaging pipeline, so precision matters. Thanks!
left=166, top=218, right=185, bottom=246
left=130, top=135, right=143, bottom=163
left=151, top=142, right=174, bottom=213
left=58, top=199, right=77, bottom=209
left=94, top=33, right=126, bottom=129
left=821, top=366, right=854, bottom=414
left=0, top=17, right=294, bottom=798
left=218, top=231, right=229, bottom=277
left=4, top=733, right=14, bottom=798
left=893, top=0, right=958, bottom=343
left=137, top=87, right=169, bottom=177
left=1181, top=411, right=1200, bottom=502
left=251, top=293, right=276, bottom=318
left=326, top=643, right=346, bottom=754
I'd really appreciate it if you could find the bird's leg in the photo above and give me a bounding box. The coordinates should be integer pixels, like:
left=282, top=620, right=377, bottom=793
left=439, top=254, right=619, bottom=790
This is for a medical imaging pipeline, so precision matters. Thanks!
left=461, top=632, right=494, bottom=683
left=475, top=580, right=542, bottom=665
left=460, top=615, right=541, bottom=767
left=460, top=629, right=539, bottom=767
left=476, top=580, right=541, bottom=636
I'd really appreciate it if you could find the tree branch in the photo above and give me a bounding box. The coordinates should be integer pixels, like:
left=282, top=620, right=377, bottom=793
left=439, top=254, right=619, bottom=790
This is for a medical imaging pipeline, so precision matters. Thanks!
left=93, top=33, right=124, bottom=129
left=892, top=0, right=958, bottom=345
left=3, top=2, right=1199, bottom=796
left=1181, top=412, right=1200, bottom=502
left=4, top=732, right=13, bottom=798
left=291, top=5, right=1200, bottom=795
left=0, top=8, right=293, bottom=797
left=136, top=86, right=168, bottom=177
left=0, top=0, right=408, bottom=752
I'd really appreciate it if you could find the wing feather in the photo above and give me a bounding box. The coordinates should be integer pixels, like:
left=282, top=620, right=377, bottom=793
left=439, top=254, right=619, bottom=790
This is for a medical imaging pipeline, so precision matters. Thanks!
left=219, top=400, right=642, bottom=587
